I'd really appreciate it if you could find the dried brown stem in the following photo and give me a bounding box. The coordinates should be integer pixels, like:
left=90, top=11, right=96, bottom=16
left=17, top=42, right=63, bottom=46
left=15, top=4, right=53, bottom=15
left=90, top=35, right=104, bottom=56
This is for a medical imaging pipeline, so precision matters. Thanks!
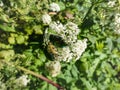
left=17, top=66, right=65, bottom=90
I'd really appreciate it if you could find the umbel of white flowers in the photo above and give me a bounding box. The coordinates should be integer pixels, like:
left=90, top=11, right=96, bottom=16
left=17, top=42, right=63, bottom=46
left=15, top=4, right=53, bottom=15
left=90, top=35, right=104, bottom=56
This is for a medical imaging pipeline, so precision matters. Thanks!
left=107, top=1, right=116, bottom=7
left=44, top=21, right=87, bottom=76
left=54, top=39, right=87, bottom=62
left=48, top=21, right=87, bottom=61
left=42, top=3, right=87, bottom=77
left=42, top=14, right=52, bottom=25
left=45, top=61, right=61, bottom=77
left=15, top=75, right=30, bottom=87
left=49, top=21, right=81, bottom=44
left=42, top=2, right=60, bottom=25
left=114, top=13, right=120, bottom=34
left=0, top=80, right=6, bottom=90
left=0, top=1, right=4, bottom=7
left=44, top=21, right=87, bottom=77
left=49, top=3, right=60, bottom=12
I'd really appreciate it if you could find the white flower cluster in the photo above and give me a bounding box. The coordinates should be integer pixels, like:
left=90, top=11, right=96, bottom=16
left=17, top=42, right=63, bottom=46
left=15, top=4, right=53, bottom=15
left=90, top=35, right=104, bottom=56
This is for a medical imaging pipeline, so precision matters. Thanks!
left=15, top=75, right=30, bottom=86
left=0, top=1, right=3, bottom=7
left=42, top=2, right=87, bottom=77
left=0, top=81, right=6, bottom=90
left=70, top=39, right=87, bottom=60
left=45, top=61, right=61, bottom=77
left=43, top=20, right=87, bottom=62
left=107, top=1, right=116, bottom=7
left=45, top=39, right=86, bottom=77
left=64, top=22, right=80, bottom=44
left=49, top=21, right=80, bottom=44
left=42, top=3, right=60, bottom=25
left=49, top=3, right=60, bottom=12
left=114, top=13, right=120, bottom=34
left=55, top=46, right=73, bottom=62
left=49, top=21, right=65, bottom=35
left=42, top=14, right=52, bottom=25
left=55, top=39, right=87, bottom=62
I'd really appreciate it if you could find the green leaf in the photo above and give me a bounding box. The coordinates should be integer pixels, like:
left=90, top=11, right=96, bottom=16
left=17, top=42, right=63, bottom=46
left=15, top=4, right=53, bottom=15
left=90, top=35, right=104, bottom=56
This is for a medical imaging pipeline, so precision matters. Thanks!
left=40, top=82, right=48, bottom=90
left=0, top=24, right=15, bottom=32
left=87, top=34, right=97, bottom=44
left=106, top=38, right=113, bottom=51
left=8, top=37, right=15, bottom=44
left=0, top=50, right=15, bottom=61
left=0, top=14, right=9, bottom=22
left=16, top=35, right=25, bottom=44
left=80, top=78, right=93, bottom=90
left=39, top=49, right=46, bottom=62
left=20, top=16, right=34, bottom=22
left=48, top=84, right=57, bottom=90
left=71, top=65, right=78, bottom=78
left=58, top=2, right=65, bottom=11
left=33, top=25, right=43, bottom=35
left=25, top=26, right=33, bottom=35
left=109, top=83, right=120, bottom=90
left=35, top=59, right=43, bottom=66
left=87, top=58, right=100, bottom=77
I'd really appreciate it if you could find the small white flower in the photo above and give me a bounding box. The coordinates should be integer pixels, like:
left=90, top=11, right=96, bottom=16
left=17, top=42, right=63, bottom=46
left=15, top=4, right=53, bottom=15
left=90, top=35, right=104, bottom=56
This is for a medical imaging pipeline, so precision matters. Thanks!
left=45, top=61, right=61, bottom=77
left=49, top=3, right=60, bottom=12
left=65, top=22, right=80, bottom=35
left=115, top=14, right=120, bottom=24
left=15, top=75, right=30, bottom=86
left=48, top=21, right=80, bottom=44
left=114, top=28, right=120, bottom=34
left=61, top=47, right=73, bottom=62
left=71, top=39, right=87, bottom=60
left=42, top=14, right=51, bottom=25
left=54, top=39, right=87, bottom=62
left=49, top=21, right=65, bottom=34
left=114, top=14, right=120, bottom=34
left=0, top=1, right=3, bottom=7
left=63, top=22, right=80, bottom=44
left=55, top=46, right=73, bottom=62
left=0, top=81, right=6, bottom=90
left=107, top=1, right=115, bottom=7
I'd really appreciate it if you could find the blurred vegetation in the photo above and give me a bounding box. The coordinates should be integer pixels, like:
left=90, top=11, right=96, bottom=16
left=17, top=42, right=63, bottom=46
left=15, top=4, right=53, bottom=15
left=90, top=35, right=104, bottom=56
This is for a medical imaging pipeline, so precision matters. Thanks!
left=0, top=0, right=120, bottom=90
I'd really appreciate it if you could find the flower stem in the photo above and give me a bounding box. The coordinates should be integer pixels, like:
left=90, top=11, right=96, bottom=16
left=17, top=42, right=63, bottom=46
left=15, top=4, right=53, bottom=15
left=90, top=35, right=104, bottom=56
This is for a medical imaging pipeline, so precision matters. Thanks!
left=1, top=59, right=65, bottom=89
left=17, top=66, right=65, bottom=90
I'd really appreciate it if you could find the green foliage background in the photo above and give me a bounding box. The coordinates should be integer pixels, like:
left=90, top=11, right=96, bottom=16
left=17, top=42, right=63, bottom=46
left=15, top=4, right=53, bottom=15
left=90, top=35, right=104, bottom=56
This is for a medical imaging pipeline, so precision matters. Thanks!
left=0, top=0, right=120, bottom=90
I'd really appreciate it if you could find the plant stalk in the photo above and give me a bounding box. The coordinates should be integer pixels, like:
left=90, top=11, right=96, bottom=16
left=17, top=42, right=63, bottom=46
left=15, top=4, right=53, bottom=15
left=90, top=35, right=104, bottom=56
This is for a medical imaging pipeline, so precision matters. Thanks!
left=17, top=66, right=65, bottom=90
left=1, top=60, right=64, bottom=89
